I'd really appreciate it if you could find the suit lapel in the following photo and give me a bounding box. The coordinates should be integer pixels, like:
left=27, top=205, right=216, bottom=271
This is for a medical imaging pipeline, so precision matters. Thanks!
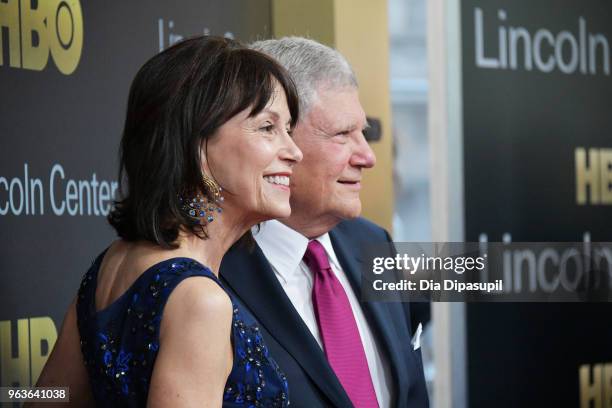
left=329, top=227, right=409, bottom=408
left=220, top=243, right=353, bottom=408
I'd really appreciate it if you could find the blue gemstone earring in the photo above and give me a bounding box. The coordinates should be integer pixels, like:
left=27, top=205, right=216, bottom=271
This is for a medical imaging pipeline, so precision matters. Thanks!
left=180, top=175, right=224, bottom=223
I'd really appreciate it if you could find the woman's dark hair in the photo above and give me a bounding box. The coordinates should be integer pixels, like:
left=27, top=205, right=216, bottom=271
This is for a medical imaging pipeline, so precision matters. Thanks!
left=108, top=36, right=300, bottom=247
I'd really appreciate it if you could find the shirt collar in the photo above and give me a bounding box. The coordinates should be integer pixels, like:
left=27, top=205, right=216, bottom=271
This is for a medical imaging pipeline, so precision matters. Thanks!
left=314, top=230, right=342, bottom=271
left=253, top=220, right=309, bottom=284
left=253, top=220, right=341, bottom=283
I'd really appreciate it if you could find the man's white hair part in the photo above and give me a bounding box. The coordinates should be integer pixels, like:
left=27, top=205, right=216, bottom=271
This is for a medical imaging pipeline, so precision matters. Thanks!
left=250, top=36, right=358, bottom=118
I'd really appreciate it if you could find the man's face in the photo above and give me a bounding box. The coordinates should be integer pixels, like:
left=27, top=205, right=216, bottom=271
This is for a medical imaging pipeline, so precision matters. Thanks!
left=288, top=86, right=376, bottom=226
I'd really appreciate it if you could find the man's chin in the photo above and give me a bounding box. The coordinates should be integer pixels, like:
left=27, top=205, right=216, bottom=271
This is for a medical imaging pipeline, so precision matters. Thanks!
left=336, top=202, right=362, bottom=220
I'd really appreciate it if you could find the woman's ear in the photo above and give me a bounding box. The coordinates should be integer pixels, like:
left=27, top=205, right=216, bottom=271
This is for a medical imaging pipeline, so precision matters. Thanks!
left=200, top=139, right=212, bottom=176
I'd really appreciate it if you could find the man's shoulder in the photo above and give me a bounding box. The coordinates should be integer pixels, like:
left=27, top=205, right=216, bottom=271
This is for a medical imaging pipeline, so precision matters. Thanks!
left=333, top=217, right=390, bottom=242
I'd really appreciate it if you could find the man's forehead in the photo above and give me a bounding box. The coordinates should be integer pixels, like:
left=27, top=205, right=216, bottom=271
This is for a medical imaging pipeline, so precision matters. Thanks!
left=305, top=88, right=367, bottom=131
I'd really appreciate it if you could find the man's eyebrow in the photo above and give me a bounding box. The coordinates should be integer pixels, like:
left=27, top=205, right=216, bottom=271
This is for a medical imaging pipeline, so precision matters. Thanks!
left=339, top=120, right=370, bottom=133
left=332, top=125, right=353, bottom=134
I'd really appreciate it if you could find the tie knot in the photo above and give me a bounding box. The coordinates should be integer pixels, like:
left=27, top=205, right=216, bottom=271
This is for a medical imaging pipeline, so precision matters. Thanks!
left=303, top=240, right=331, bottom=273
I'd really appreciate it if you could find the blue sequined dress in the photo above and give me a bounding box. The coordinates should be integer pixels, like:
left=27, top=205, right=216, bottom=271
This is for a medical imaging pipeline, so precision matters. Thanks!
left=76, top=252, right=289, bottom=407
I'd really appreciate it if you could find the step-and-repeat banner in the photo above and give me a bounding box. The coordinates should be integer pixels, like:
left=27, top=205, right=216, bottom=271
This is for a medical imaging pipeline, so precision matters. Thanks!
left=461, top=0, right=612, bottom=407
left=0, top=0, right=271, bottom=387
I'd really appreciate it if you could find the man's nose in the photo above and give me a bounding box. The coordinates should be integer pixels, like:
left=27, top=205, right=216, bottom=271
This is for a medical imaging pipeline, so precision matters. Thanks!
left=350, top=133, right=376, bottom=168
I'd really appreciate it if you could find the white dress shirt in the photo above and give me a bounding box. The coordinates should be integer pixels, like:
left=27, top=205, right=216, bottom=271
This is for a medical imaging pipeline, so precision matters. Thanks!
left=253, top=220, right=392, bottom=408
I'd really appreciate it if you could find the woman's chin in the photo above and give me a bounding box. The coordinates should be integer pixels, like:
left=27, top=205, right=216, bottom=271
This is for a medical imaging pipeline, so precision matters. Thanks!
left=260, top=204, right=291, bottom=222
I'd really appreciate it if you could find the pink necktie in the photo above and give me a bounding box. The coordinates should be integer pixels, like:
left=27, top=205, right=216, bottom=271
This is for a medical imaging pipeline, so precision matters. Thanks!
left=303, top=240, right=379, bottom=408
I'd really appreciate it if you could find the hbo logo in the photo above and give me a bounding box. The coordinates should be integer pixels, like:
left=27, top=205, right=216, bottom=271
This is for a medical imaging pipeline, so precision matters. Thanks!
left=0, top=0, right=83, bottom=75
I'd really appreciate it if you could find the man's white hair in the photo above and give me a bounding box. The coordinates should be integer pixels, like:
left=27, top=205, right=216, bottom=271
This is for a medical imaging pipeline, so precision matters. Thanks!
left=250, top=37, right=358, bottom=118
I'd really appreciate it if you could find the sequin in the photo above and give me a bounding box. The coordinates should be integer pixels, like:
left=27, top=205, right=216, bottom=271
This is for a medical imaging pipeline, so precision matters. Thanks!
left=77, top=254, right=289, bottom=407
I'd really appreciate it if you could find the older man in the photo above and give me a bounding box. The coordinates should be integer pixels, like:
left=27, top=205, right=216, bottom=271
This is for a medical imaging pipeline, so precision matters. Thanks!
left=220, top=37, right=428, bottom=408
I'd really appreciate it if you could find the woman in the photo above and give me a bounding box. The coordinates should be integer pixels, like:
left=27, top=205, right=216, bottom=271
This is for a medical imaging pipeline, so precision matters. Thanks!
left=32, top=36, right=302, bottom=407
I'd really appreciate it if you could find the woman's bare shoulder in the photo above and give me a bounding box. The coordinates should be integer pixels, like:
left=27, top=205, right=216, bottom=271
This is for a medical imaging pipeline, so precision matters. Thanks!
left=161, top=274, right=233, bottom=337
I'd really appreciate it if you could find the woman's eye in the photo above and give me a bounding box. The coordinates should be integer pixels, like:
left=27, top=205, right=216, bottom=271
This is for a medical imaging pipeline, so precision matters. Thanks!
left=260, top=124, right=275, bottom=132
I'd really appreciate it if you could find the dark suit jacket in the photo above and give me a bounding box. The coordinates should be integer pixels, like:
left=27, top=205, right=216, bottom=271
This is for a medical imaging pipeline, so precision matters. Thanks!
left=219, top=217, right=429, bottom=408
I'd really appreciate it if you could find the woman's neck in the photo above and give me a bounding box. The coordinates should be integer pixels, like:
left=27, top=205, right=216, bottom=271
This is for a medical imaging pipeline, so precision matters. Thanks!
left=176, top=204, right=257, bottom=274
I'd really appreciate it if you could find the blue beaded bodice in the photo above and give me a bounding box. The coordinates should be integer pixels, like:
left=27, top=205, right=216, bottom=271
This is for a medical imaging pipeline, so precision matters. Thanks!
left=76, top=252, right=289, bottom=407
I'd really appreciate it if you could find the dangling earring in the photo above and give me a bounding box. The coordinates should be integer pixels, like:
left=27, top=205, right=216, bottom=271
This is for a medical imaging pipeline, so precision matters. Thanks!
left=180, top=175, right=224, bottom=223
